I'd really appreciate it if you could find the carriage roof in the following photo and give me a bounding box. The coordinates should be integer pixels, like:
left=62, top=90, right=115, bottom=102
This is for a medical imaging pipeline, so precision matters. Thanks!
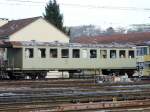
left=0, top=40, right=136, bottom=49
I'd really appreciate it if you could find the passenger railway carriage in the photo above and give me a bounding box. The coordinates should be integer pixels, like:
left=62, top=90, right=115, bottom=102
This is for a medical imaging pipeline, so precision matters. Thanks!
left=0, top=41, right=137, bottom=79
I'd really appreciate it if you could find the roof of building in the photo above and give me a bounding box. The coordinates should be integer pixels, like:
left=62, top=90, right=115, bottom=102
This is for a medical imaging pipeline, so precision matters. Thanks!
left=72, top=32, right=150, bottom=44
left=0, top=16, right=41, bottom=37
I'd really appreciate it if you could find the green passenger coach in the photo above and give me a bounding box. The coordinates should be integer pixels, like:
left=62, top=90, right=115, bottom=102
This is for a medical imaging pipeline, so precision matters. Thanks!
left=0, top=41, right=137, bottom=79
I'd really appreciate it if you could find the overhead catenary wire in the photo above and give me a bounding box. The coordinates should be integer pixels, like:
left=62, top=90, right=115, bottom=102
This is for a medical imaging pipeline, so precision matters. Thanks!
left=0, top=0, right=46, bottom=6
left=0, top=2, right=44, bottom=6
left=60, top=3, right=150, bottom=11
left=0, top=0, right=150, bottom=11
left=2, top=0, right=46, bottom=4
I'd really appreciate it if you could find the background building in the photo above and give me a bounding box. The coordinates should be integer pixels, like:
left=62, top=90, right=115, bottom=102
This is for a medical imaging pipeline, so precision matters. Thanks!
left=137, top=43, right=150, bottom=76
left=0, top=17, right=69, bottom=43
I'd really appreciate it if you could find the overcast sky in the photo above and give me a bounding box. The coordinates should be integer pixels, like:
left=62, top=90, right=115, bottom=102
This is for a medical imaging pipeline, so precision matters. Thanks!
left=0, top=0, right=150, bottom=28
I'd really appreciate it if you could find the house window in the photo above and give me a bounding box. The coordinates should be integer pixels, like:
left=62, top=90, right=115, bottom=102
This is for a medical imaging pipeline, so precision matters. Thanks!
left=72, top=49, right=80, bottom=58
left=110, top=50, right=116, bottom=59
left=61, top=49, right=69, bottom=58
left=38, top=48, right=46, bottom=58
left=119, top=50, right=125, bottom=58
left=129, top=50, right=135, bottom=58
left=100, top=50, right=107, bottom=59
left=82, top=49, right=88, bottom=58
left=0, top=48, right=5, bottom=59
left=50, top=49, right=57, bottom=58
left=25, top=48, right=34, bottom=58
left=90, top=49, right=97, bottom=58
left=144, top=63, right=150, bottom=69
left=137, top=47, right=148, bottom=56
left=137, top=48, right=141, bottom=56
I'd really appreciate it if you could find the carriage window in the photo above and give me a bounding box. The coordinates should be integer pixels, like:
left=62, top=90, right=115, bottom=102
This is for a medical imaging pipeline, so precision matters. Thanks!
left=119, top=50, right=125, bottom=58
left=129, top=50, right=135, bottom=58
left=90, top=49, right=97, bottom=58
left=38, top=48, right=46, bottom=58
left=61, top=49, right=69, bottom=58
left=82, top=49, right=88, bottom=58
left=110, top=50, right=116, bottom=59
left=72, top=49, right=80, bottom=58
left=25, top=48, right=34, bottom=58
left=50, top=49, right=57, bottom=58
left=100, top=50, right=107, bottom=58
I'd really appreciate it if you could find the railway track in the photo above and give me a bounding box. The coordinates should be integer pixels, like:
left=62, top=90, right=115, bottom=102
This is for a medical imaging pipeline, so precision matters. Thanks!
left=0, top=79, right=149, bottom=111
left=0, top=99, right=150, bottom=112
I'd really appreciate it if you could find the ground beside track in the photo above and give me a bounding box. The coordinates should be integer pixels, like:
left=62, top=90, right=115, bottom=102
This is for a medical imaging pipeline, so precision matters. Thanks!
left=0, top=79, right=149, bottom=111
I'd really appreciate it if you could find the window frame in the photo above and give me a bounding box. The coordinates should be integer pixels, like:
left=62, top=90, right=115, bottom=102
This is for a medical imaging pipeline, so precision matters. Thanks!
left=90, top=49, right=97, bottom=58
left=72, top=49, right=80, bottom=58
left=38, top=48, right=46, bottom=58
left=61, top=49, right=69, bottom=58
left=110, top=50, right=117, bottom=59
left=25, top=48, right=34, bottom=58
left=129, top=50, right=135, bottom=58
left=50, top=48, right=58, bottom=58
left=100, top=50, right=107, bottom=59
left=82, top=49, right=88, bottom=58
left=119, top=50, right=126, bottom=58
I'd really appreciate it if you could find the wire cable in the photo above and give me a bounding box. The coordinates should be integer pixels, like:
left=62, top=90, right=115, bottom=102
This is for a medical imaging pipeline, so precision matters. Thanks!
left=2, top=0, right=46, bottom=4
left=1, top=0, right=150, bottom=11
